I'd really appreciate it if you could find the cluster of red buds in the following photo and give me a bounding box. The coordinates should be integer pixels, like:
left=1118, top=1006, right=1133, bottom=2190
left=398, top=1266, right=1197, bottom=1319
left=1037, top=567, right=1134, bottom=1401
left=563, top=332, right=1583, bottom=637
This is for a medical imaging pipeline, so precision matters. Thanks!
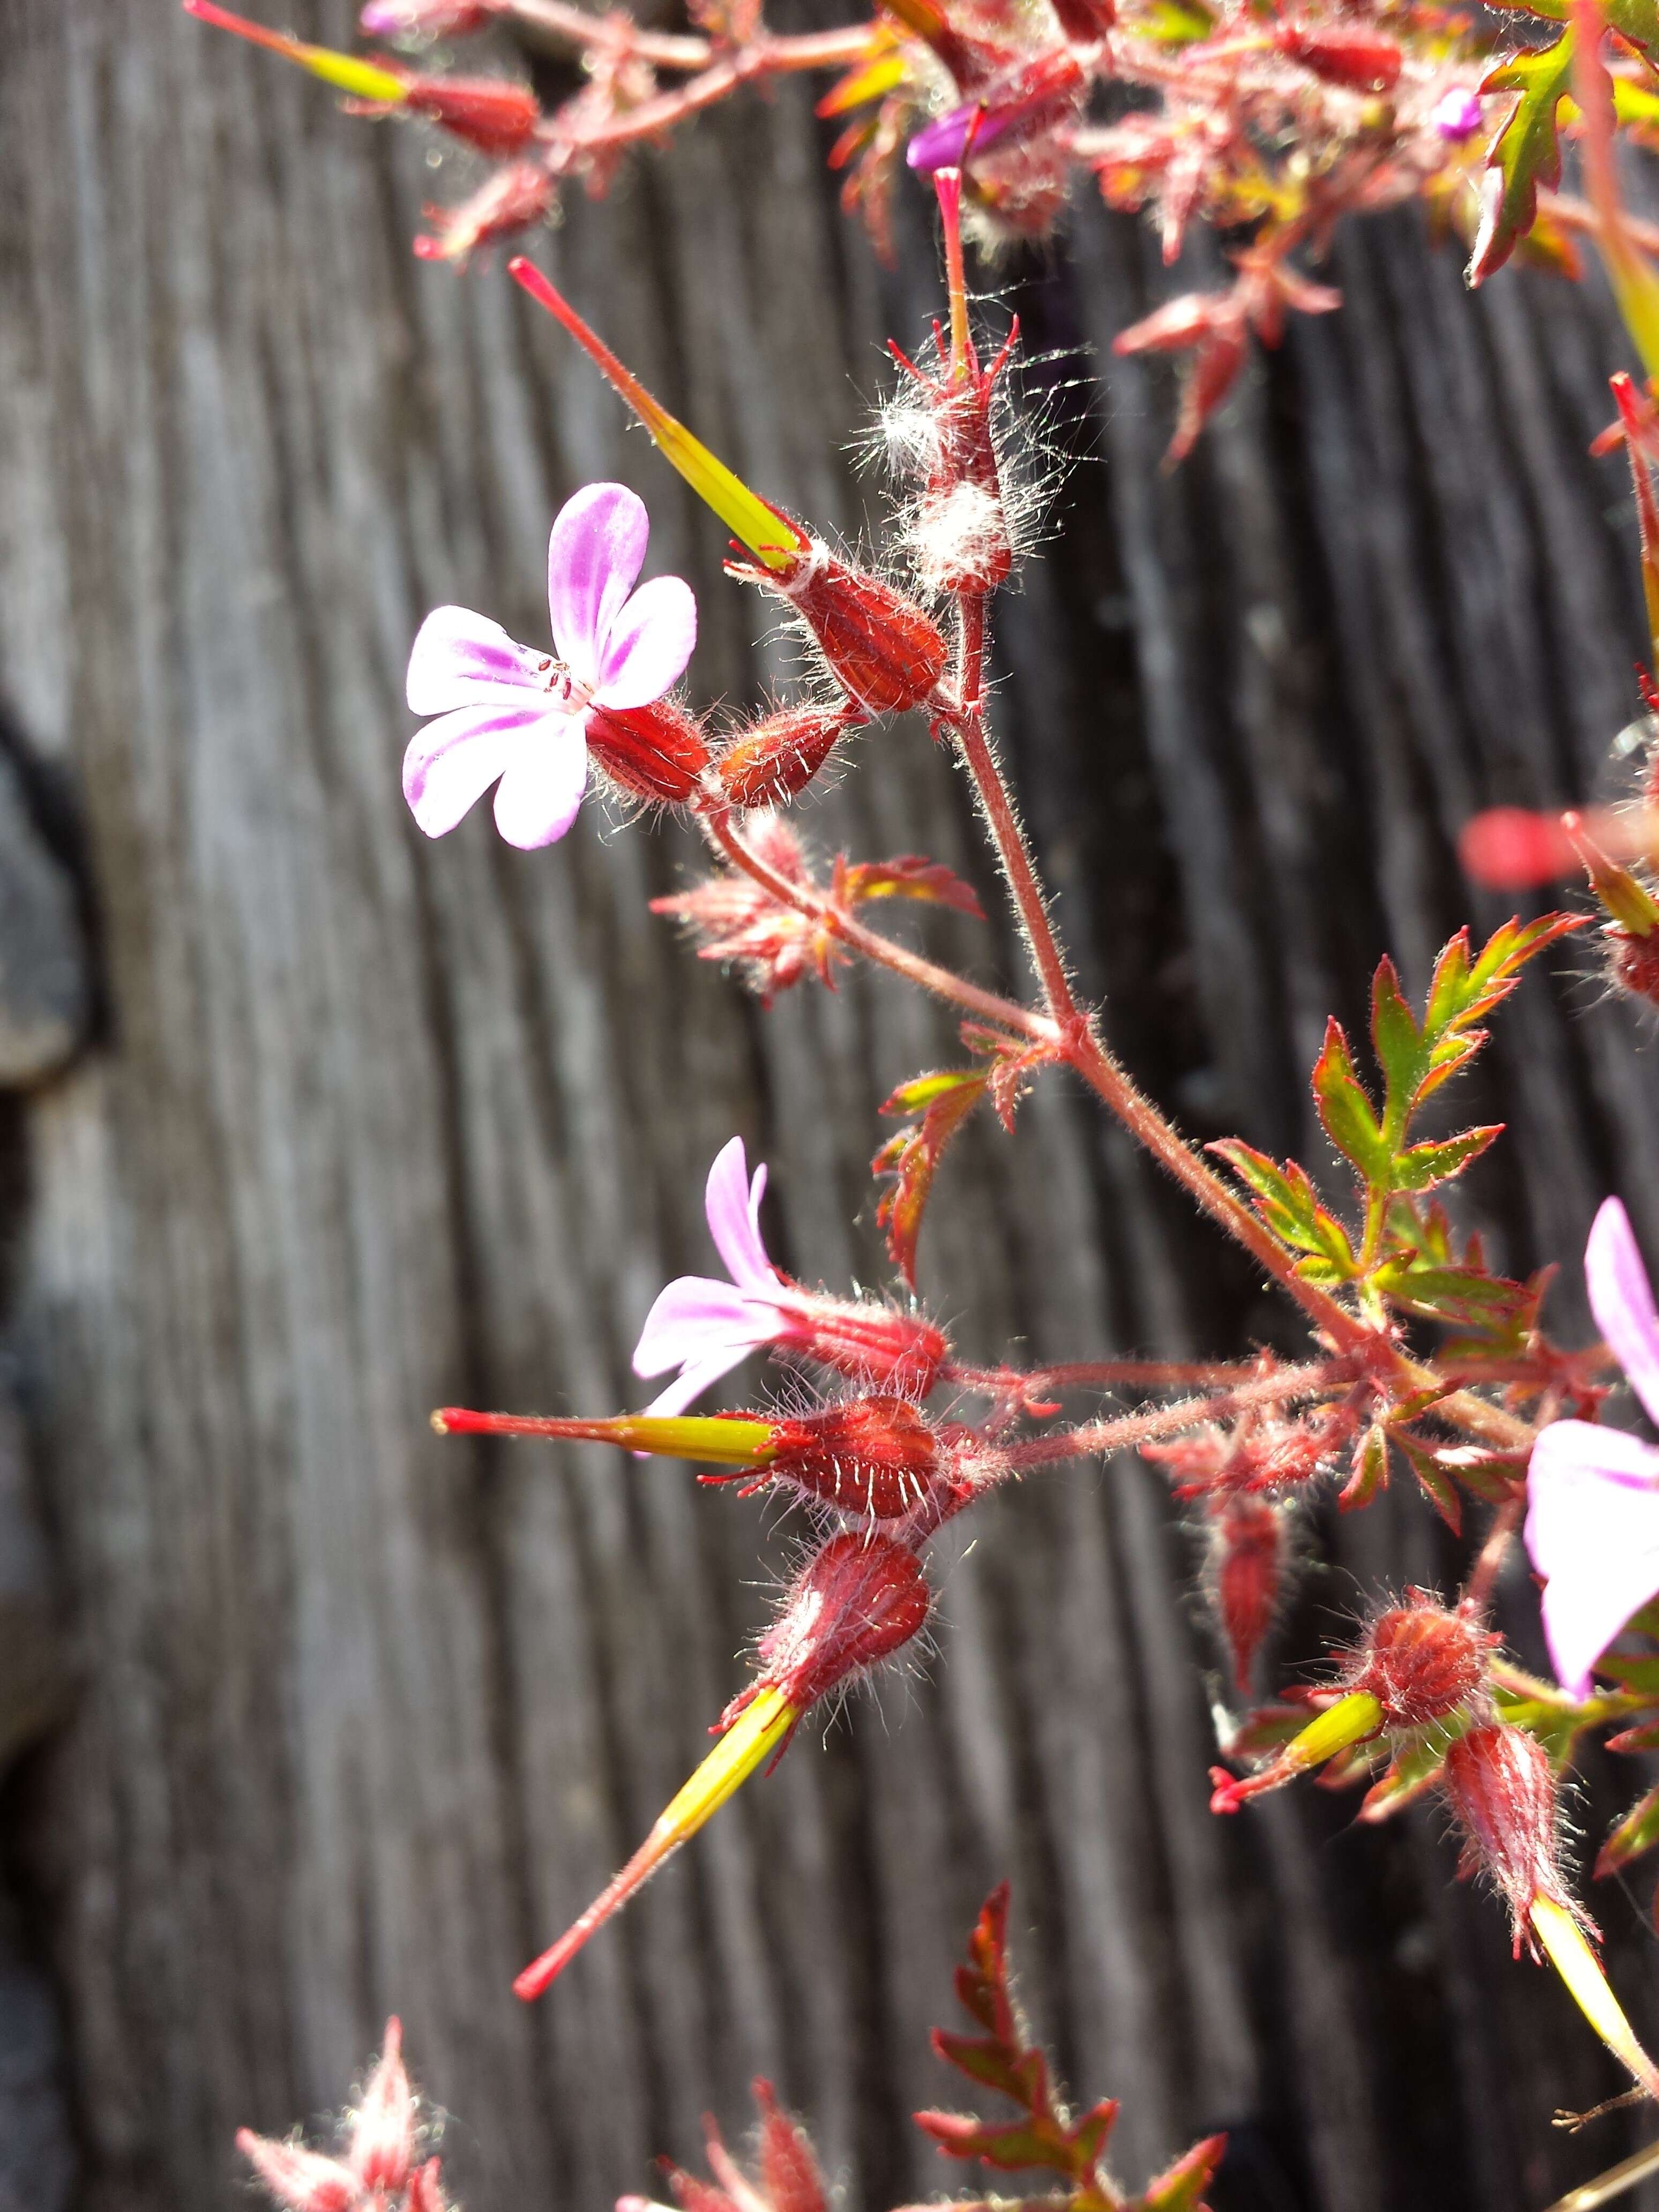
left=619, top=2079, right=828, bottom=2212
left=238, top=2019, right=451, bottom=2212
left=1142, top=1387, right=1358, bottom=1692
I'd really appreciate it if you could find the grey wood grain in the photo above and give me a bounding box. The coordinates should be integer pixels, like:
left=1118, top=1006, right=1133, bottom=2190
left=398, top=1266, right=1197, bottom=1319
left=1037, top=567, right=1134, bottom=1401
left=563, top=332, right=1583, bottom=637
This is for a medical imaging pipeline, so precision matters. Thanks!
left=4, top=3, right=1659, bottom=2208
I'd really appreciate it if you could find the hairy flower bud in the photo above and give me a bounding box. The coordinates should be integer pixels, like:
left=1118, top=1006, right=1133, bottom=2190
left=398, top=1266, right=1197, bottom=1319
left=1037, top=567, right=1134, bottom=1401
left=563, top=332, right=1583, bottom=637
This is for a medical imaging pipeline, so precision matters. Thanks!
left=1209, top=1494, right=1283, bottom=1694
left=361, top=0, right=497, bottom=33
left=905, top=50, right=1086, bottom=174
left=586, top=698, right=712, bottom=804
left=716, top=705, right=860, bottom=808
left=773, top=549, right=950, bottom=715
left=1348, top=1596, right=1492, bottom=1728
left=413, top=163, right=554, bottom=264
left=1441, top=1723, right=1572, bottom=1951
left=749, top=1531, right=932, bottom=1709
left=347, top=2019, right=416, bottom=2194
left=1609, top=924, right=1659, bottom=1006
left=1272, top=23, right=1401, bottom=91
left=394, top=73, right=540, bottom=154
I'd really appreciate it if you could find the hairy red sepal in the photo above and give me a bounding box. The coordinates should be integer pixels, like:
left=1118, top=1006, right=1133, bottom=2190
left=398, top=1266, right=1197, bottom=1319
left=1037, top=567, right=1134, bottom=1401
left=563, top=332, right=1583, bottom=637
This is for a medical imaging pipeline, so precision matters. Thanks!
left=1272, top=23, right=1401, bottom=90
left=387, top=74, right=541, bottom=153
left=1441, top=1722, right=1576, bottom=1955
left=414, top=163, right=553, bottom=264
left=1210, top=1494, right=1283, bottom=1695
left=716, top=705, right=860, bottom=808
left=1348, top=1593, right=1493, bottom=1727
left=736, top=1532, right=931, bottom=1715
left=720, top=1395, right=966, bottom=1522
left=758, top=551, right=948, bottom=715
left=586, top=699, right=712, bottom=804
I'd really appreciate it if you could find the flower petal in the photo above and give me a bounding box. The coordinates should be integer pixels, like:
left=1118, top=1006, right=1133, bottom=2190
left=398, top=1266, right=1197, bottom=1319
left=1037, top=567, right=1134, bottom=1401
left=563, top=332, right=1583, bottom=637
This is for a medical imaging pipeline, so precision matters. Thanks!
left=402, top=703, right=544, bottom=838
left=641, top=1351, right=761, bottom=1420
left=632, top=1276, right=785, bottom=1377
left=407, top=605, right=549, bottom=715
left=1527, top=1418, right=1659, bottom=1697
left=490, top=718, right=589, bottom=848
left=547, top=484, right=649, bottom=687
left=1587, top=1197, right=1659, bottom=1428
left=595, top=576, right=698, bottom=709
left=704, top=1137, right=778, bottom=1290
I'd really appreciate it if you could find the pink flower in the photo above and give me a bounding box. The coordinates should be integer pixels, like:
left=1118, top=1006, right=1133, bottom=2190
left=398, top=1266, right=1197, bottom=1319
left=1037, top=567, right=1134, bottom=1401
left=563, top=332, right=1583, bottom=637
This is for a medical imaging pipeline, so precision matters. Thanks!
left=1526, top=1198, right=1659, bottom=1698
left=402, top=483, right=696, bottom=849
left=1429, top=87, right=1484, bottom=141
left=632, top=1138, right=947, bottom=1415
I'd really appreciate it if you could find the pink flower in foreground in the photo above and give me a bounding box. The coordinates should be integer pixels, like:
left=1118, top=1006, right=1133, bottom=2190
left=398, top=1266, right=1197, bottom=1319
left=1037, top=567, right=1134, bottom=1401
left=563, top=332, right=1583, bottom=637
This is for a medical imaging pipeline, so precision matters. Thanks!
left=1526, top=1198, right=1659, bottom=1697
left=632, top=1137, right=947, bottom=1415
left=403, top=483, right=696, bottom=849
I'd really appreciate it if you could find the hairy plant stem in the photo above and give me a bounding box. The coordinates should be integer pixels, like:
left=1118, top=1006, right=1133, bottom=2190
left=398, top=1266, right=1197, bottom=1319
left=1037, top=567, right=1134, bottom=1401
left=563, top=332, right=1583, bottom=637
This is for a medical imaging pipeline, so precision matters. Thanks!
left=995, top=1359, right=1342, bottom=1474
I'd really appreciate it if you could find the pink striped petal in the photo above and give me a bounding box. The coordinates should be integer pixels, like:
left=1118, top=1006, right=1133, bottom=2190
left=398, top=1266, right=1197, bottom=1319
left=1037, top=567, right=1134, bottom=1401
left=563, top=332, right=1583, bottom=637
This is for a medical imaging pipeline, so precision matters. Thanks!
left=1527, top=1419, right=1659, bottom=1697
left=407, top=605, right=549, bottom=715
left=633, top=1276, right=786, bottom=1378
left=547, top=484, right=648, bottom=688
left=643, top=1352, right=760, bottom=1419
left=595, top=576, right=698, bottom=709
left=403, top=703, right=544, bottom=838
left=704, top=1138, right=778, bottom=1290
left=490, top=718, right=589, bottom=848
left=1587, top=1197, right=1659, bottom=1428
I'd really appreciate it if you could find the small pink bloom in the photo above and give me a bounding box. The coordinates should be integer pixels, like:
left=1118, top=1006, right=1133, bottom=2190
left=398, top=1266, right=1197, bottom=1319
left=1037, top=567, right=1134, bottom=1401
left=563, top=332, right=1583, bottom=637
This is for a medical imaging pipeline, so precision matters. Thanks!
left=1526, top=1198, right=1659, bottom=1697
left=1430, top=87, right=1484, bottom=141
left=632, top=1138, right=947, bottom=1414
left=361, top=1, right=497, bottom=36
left=403, top=483, right=696, bottom=850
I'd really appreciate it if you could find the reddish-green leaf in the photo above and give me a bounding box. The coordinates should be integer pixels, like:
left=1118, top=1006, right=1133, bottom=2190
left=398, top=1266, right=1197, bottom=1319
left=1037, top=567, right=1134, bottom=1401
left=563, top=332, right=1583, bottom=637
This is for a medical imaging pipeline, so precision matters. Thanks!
left=1132, top=2133, right=1227, bottom=2212
left=1391, top=1428, right=1463, bottom=1534
left=1597, top=1783, right=1659, bottom=1878
left=838, top=853, right=987, bottom=917
left=1389, top=1125, right=1503, bottom=1193
left=1208, top=1139, right=1359, bottom=1276
left=1339, top=1423, right=1388, bottom=1512
left=1470, top=31, right=1575, bottom=283
left=873, top=1067, right=987, bottom=1286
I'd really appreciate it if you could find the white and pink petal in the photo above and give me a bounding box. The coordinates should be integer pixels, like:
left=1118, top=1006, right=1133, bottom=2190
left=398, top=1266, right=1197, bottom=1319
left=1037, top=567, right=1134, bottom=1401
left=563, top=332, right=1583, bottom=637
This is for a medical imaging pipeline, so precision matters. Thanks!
left=403, top=703, right=546, bottom=839
left=1587, top=1197, right=1659, bottom=1429
left=595, top=574, right=698, bottom=710
left=407, top=605, right=551, bottom=715
left=547, top=484, right=649, bottom=688
left=1526, top=1419, right=1659, bottom=1698
left=491, top=718, right=589, bottom=849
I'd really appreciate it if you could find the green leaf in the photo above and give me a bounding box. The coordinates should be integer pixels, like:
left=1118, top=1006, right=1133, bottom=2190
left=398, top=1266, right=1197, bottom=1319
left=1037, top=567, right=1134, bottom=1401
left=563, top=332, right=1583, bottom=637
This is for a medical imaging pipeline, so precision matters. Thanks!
left=1388, top=1125, right=1503, bottom=1193
left=1338, top=1423, right=1389, bottom=1512
left=1208, top=1139, right=1359, bottom=1275
left=1471, top=32, right=1575, bottom=283
left=1391, top=1428, right=1463, bottom=1534
left=1132, top=2134, right=1228, bottom=2212
left=1312, top=1018, right=1391, bottom=1185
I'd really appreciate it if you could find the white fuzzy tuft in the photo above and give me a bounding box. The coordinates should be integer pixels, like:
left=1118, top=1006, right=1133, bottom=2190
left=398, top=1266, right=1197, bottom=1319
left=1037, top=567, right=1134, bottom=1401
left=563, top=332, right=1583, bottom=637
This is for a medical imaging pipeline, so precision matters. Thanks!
left=909, top=481, right=1008, bottom=597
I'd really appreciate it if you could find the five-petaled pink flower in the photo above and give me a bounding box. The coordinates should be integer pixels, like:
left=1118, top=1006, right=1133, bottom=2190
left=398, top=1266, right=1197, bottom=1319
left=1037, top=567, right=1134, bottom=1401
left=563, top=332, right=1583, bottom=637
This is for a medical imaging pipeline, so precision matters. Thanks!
left=1526, top=1197, right=1659, bottom=1699
left=403, top=483, right=696, bottom=850
left=632, top=1137, right=947, bottom=1415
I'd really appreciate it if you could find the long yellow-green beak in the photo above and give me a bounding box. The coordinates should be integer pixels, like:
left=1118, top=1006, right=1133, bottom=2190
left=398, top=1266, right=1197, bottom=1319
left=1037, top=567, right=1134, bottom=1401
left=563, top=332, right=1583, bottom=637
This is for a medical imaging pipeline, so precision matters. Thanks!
left=514, top=1685, right=799, bottom=1998
left=1211, top=1690, right=1386, bottom=1811
left=182, top=1, right=410, bottom=102
left=431, top=1407, right=776, bottom=1466
left=507, top=258, right=810, bottom=575
left=1531, top=1895, right=1659, bottom=2101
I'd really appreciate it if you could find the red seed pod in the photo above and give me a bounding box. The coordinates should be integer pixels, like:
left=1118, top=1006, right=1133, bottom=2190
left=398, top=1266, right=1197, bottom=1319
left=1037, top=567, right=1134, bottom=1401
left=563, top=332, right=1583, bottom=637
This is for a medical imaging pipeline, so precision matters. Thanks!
left=1210, top=1494, right=1283, bottom=1694
left=1349, top=1596, right=1492, bottom=1728
left=754, top=1531, right=931, bottom=1708
left=1609, top=925, right=1659, bottom=1007
left=1442, top=1722, right=1572, bottom=1951
left=776, top=549, right=950, bottom=715
left=1272, top=24, right=1402, bottom=91
left=716, top=704, right=861, bottom=809
left=585, top=699, right=712, bottom=804
left=757, top=1396, right=954, bottom=1521
left=399, top=73, right=541, bottom=154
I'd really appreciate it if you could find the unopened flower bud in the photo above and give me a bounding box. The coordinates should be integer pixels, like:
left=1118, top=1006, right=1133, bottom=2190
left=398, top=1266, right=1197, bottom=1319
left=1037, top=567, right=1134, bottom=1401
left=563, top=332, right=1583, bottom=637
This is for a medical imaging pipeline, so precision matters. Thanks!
left=1429, top=86, right=1484, bottom=141
left=753, top=2079, right=829, bottom=2212
left=1610, top=924, right=1659, bottom=1006
left=905, top=50, right=1086, bottom=174
left=748, top=1531, right=932, bottom=1710
left=1272, top=23, right=1401, bottom=91
left=348, top=2017, right=416, bottom=2193
left=585, top=698, right=712, bottom=804
left=1347, top=1596, right=1492, bottom=1728
left=413, top=163, right=554, bottom=264
left=716, top=704, right=860, bottom=809
left=772, top=549, right=950, bottom=715
left=1441, top=1722, right=1571, bottom=1950
left=1209, top=1494, right=1283, bottom=1694
left=393, top=73, right=540, bottom=154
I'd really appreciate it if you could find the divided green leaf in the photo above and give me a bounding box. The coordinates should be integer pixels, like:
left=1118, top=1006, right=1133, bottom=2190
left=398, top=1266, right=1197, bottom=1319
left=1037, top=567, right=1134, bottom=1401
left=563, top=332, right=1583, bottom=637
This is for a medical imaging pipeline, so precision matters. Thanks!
left=873, top=1066, right=988, bottom=1287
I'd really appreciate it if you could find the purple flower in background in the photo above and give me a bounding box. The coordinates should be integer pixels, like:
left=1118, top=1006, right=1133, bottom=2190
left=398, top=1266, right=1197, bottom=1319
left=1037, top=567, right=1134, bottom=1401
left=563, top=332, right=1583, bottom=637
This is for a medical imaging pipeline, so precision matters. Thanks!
left=633, top=1138, right=949, bottom=1415
left=403, top=483, right=696, bottom=850
left=1429, top=87, right=1484, bottom=142
left=1526, top=1198, right=1659, bottom=1698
